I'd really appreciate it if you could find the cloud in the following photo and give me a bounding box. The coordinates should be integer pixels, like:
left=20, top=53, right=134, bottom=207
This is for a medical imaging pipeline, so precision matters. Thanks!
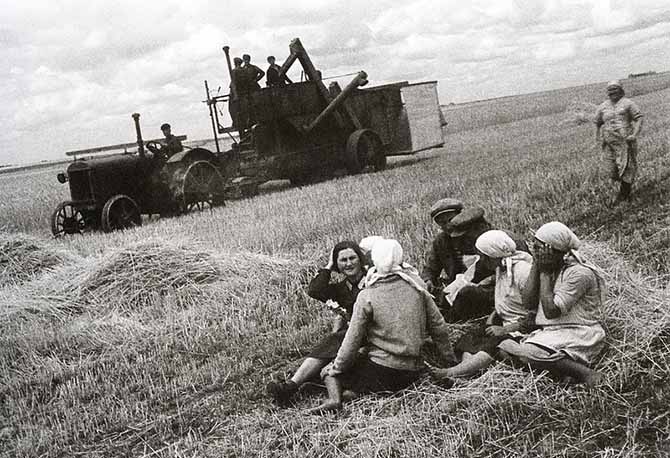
left=1, top=0, right=670, bottom=164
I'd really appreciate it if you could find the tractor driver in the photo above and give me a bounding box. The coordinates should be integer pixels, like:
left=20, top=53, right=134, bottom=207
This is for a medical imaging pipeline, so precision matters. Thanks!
left=147, top=123, right=184, bottom=161
left=159, top=123, right=183, bottom=159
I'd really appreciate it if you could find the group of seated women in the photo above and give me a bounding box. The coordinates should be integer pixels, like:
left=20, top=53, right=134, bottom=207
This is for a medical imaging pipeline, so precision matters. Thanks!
left=267, top=214, right=606, bottom=412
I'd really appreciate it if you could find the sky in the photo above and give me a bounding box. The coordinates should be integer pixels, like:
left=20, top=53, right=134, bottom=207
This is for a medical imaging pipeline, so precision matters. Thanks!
left=1, top=0, right=669, bottom=165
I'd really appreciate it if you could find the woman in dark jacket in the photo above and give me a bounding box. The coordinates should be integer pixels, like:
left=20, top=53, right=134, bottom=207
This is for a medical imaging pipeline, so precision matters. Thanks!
left=267, top=241, right=366, bottom=405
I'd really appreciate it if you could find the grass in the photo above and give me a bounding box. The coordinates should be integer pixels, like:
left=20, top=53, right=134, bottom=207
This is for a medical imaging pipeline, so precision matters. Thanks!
left=1, top=76, right=670, bottom=457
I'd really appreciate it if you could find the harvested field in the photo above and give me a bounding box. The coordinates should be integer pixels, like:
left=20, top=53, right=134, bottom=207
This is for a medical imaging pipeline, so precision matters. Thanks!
left=1, top=75, right=670, bottom=457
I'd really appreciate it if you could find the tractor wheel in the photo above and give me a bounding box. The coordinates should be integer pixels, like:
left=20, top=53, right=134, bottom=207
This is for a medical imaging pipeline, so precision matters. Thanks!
left=174, top=160, right=226, bottom=213
left=101, top=195, right=142, bottom=233
left=51, top=201, right=86, bottom=237
left=345, top=130, right=384, bottom=174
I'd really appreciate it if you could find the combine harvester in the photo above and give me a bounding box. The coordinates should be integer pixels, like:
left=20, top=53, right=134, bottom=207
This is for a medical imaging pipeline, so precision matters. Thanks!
left=51, top=38, right=445, bottom=236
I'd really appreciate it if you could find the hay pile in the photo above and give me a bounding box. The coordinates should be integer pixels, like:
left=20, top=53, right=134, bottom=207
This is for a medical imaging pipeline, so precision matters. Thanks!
left=562, top=100, right=598, bottom=126
left=78, top=238, right=221, bottom=311
left=0, top=236, right=309, bottom=321
left=0, top=232, right=73, bottom=286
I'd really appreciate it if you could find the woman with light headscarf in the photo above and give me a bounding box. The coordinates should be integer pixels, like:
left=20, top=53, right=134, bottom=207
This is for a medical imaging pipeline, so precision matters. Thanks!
left=595, top=80, right=643, bottom=202
left=498, top=222, right=605, bottom=385
left=433, top=230, right=534, bottom=380
left=308, top=239, right=456, bottom=413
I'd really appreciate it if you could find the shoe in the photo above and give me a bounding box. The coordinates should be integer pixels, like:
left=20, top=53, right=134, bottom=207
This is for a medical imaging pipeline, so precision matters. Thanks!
left=267, top=380, right=298, bottom=405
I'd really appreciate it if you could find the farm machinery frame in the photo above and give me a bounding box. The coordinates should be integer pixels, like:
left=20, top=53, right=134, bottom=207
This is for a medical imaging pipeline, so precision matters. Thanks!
left=51, top=37, right=445, bottom=236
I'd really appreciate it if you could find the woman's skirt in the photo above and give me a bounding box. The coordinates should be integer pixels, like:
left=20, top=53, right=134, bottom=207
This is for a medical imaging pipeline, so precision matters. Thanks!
left=307, top=330, right=347, bottom=359
left=338, top=357, right=421, bottom=394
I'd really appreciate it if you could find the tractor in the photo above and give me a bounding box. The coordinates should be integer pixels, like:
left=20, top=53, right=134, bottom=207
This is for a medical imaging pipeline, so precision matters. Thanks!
left=50, top=113, right=227, bottom=236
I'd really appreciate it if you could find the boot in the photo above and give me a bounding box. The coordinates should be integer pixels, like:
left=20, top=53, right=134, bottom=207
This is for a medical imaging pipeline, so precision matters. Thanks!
left=615, top=182, right=632, bottom=203
left=267, top=380, right=298, bottom=406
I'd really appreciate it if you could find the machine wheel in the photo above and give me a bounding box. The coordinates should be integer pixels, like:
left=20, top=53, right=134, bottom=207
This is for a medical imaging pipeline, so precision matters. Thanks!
left=51, top=201, right=86, bottom=237
left=101, top=195, right=142, bottom=233
left=368, top=135, right=387, bottom=172
left=289, top=172, right=314, bottom=187
left=177, top=160, right=226, bottom=213
left=345, top=130, right=383, bottom=174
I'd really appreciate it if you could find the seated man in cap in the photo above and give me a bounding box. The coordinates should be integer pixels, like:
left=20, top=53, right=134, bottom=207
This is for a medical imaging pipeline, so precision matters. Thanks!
left=441, top=207, right=497, bottom=321
left=421, top=198, right=465, bottom=298
left=422, top=200, right=528, bottom=322
left=422, top=200, right=493, bottom=318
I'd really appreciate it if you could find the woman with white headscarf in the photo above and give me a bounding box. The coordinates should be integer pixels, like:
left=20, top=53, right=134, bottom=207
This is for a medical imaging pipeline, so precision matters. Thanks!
left=498, top=222, right=605, bottom=385
left=308, top=239, right=456, bottom=413
left=433, top=230, right=534, bottom=380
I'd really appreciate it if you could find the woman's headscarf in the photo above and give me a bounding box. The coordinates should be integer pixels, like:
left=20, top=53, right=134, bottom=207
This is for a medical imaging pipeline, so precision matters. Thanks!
left=475, top=230, right=531, bottom=286
left=330, top=241, right=365, bottom=274
left=359, top=235, right=384, bottom=254
left=534, top=221, right=606, bottom=302
left=535, top=221, right=580, bottom=253
left=365, top=239, right=426, bottom=293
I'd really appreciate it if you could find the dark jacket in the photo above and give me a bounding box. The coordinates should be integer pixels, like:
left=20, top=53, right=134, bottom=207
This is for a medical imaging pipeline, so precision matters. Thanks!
left=307, top=269, right=362, bottom=315
left=266, top=64, right=292, bottom=87
left=421, top=220, right=492, bottom=286
left=162, top=134, right=183, bottom=158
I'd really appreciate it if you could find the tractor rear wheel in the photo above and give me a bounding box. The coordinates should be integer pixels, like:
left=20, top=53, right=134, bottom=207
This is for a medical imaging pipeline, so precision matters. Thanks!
left=175, top=160, right=226, bottom=213
left=51, top=201, right=86, bottom=237
left=101, top=195, right=142, bottom=233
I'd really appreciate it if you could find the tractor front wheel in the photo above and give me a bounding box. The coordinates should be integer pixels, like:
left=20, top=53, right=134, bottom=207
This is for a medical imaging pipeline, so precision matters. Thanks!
left=101, top=195, right=142, bottom=233
left=51, top=201, right=86, bottom=237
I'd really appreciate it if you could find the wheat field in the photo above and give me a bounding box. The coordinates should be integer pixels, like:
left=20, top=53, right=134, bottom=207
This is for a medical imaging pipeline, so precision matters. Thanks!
left=1, top=77, right=670, bottom=457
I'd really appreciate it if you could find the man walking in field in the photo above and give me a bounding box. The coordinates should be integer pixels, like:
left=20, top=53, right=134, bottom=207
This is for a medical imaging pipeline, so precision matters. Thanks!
left=595, top=80, right=643, bottom=203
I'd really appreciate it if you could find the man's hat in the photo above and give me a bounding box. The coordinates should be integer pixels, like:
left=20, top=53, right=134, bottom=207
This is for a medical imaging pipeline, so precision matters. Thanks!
left=449, top=207, right=485, bottom=237
left=242, top=54, right=251, bottom=60
left=430, top=198, right=463, bottom=220
left=160, top=123, right=171, bottom=131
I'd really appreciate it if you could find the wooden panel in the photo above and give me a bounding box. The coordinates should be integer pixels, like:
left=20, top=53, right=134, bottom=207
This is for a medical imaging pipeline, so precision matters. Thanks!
left=401, top=82, right=444, bottom=152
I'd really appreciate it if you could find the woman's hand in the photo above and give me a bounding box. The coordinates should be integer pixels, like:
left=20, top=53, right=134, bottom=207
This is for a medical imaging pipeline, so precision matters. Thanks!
left=532, top=242, right=560, bottom=272
left=325, top=247, right=335, bottom=270
left=485, top=326, right=506, bottom=337
left=331, top=315, right=346, bottom=333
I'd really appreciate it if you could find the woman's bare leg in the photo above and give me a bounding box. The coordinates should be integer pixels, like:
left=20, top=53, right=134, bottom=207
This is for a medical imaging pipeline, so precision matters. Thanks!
left=290, top=357, right=328, bottom=385
left=307, top=376, right=343, bottom=414
left=532, top=359, right=602, bottom=386
left=433, top=351, right=495, bottom=380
